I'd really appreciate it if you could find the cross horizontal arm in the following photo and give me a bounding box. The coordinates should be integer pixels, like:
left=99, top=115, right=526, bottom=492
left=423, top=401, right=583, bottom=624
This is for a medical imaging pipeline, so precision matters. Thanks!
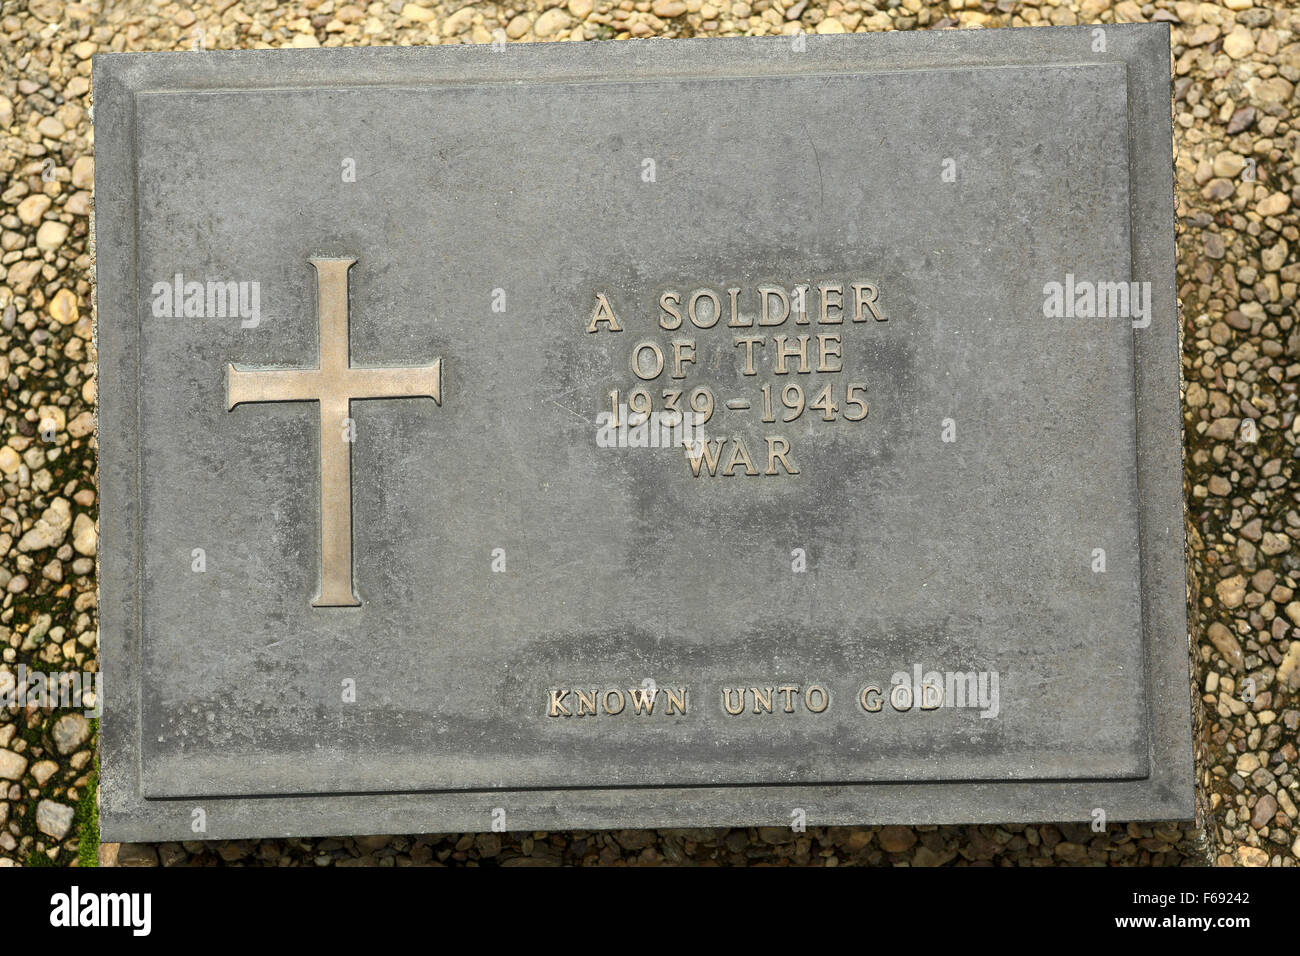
left=344, top=360, right=442, bottom=404
left=227, top=365, right=323, bottom=409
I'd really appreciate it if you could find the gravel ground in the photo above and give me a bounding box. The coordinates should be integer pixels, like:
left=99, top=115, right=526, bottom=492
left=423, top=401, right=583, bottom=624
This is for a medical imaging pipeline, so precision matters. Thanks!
left=1, top=0, right=1296, bottom=866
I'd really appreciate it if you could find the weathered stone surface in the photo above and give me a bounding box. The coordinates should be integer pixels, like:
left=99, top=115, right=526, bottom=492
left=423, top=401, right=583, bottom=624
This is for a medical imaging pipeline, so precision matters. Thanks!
left=0, top=750, right=27, bottom=781
left=96, top=27, right=1189, bottom=841
left=35, top=800, right=75, bottom=840
left=17, top=498, right=72, bottom=552
left=1207, top=622, right=1245, bottom=673
left=877, top=826, right=917, bottom=853
left=52, top=713, right=92, bottom=755
left=115, top=843, right=160, bottom=867
left=1278, top=641, right=1300, bottom=690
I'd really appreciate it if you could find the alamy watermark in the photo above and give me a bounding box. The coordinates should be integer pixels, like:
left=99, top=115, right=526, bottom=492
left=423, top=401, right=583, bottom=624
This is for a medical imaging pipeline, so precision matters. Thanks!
left=0, top=665, right=100, bottom=717
left=50, top=887, right=150, bottom=936
left=150, top=272, right=261, bottom=328
left=859, top=663, right=1000, bottom=718
left=1042, top=274, right=1151, bottom=329
left=596, top=404, right=707, bottom=450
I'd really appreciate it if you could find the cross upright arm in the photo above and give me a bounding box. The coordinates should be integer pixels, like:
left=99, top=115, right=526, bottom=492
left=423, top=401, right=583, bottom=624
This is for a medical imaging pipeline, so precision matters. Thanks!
left=225, top=257, right=443, bottom=607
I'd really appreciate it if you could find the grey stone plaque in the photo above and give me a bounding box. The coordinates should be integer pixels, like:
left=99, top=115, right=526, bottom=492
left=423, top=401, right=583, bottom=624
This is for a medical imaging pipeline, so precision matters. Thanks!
left=96, top=24, right=1191, bottom=842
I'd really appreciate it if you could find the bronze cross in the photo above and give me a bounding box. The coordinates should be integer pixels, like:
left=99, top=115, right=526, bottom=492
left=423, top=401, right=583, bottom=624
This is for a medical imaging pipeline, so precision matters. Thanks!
left=227, top=257, right=442, bottom=607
